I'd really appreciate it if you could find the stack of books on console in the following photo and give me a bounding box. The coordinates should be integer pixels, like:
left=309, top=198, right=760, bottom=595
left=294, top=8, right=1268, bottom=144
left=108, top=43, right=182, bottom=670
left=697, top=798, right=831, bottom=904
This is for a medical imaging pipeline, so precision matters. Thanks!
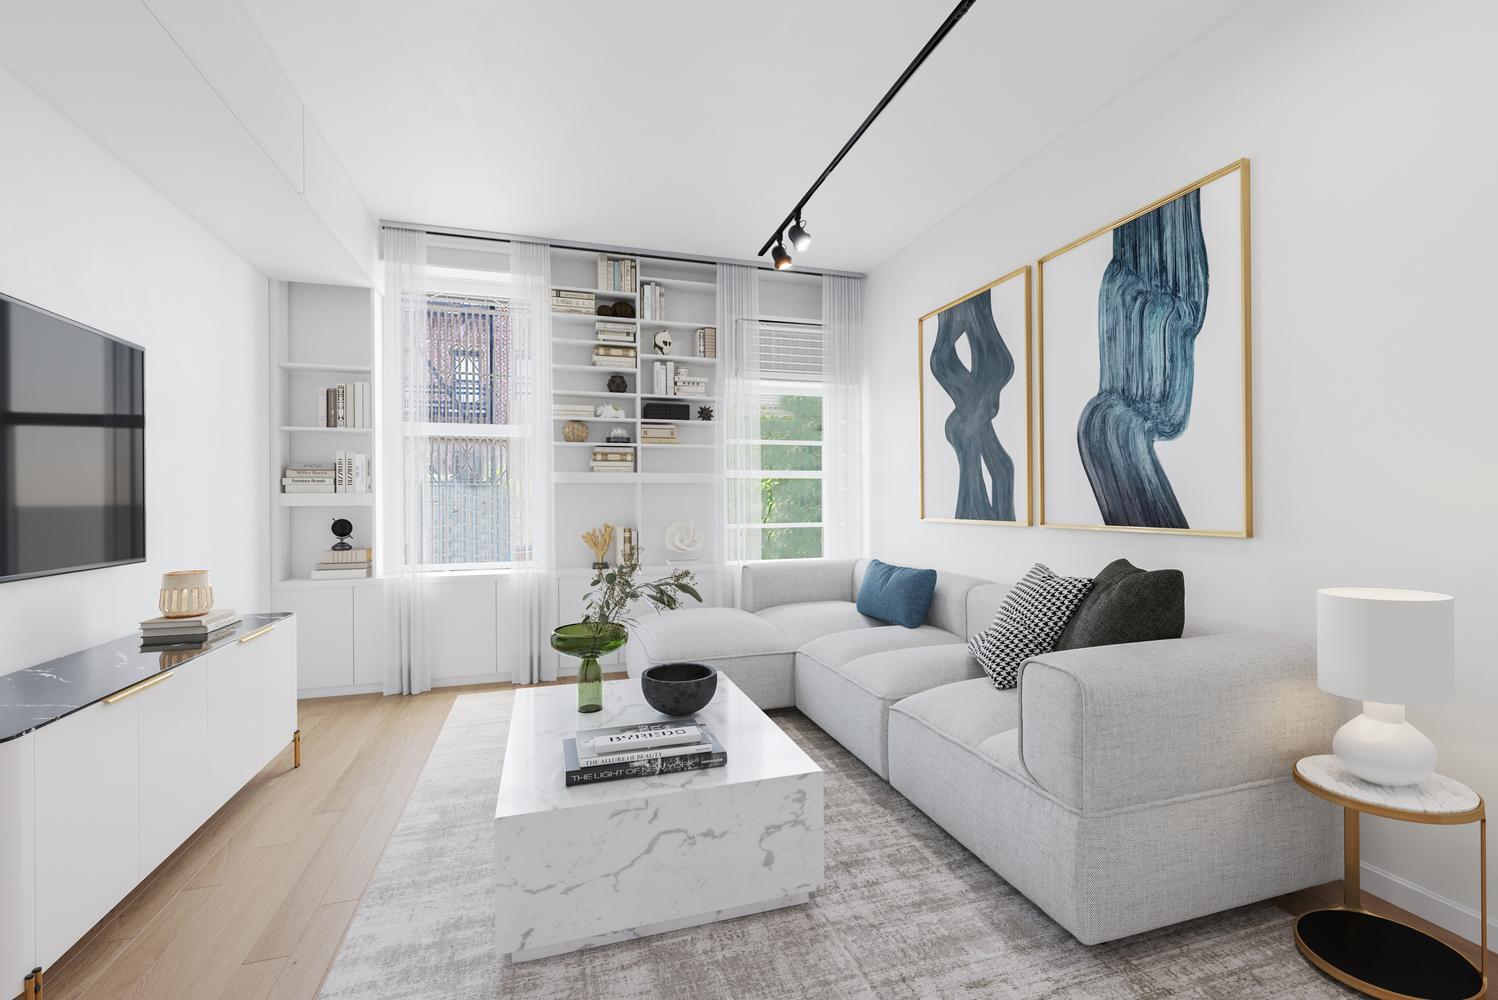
left=591, top=345, right=637, bottom=369
left=641, top=421, right=677, bottom=444
left=312, top=547, right=372, bottom=580
left=596, top=321, right=636, bottom=345
left=695, top=327, right=717, bottom=358
left=551, top=289, right=595, bottom=315
left=596, top=254, right=636, bottom=292
left=590, top=447, right=634, bottom=473
left=554, top=403, right=595, bottom=419
left=139, top=607, right=242, bottom=649
left=563, top=720, right=726, bottom=787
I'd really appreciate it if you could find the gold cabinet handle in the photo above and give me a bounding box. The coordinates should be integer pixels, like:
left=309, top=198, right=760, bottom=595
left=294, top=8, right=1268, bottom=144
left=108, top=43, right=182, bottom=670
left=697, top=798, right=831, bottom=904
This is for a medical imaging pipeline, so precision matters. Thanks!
left=105, top=672, right=173, bottom=704
left=237, top=624, right=276, bottom=643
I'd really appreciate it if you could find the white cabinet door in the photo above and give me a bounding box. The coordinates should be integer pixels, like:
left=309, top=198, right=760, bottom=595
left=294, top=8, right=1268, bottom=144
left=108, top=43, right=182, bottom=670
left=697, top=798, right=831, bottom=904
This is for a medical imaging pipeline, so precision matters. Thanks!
left=250, top=619, right=298, bottom=769
left=34, top=698, right=140, bottom=968
left=207, top=641, right=259, bottom=814
left=138, top=667, right=209, bottom=877
left=274, top=586, right=354, bottom=691
left=351, top=583, right=385, bottom=686
left=0, top=734, right=36, bottom=992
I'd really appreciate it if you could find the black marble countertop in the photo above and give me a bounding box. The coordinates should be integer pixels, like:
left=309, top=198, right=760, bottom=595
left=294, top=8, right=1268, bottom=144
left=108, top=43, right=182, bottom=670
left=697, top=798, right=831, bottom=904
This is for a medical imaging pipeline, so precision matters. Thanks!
left=0, top=612, right=293, bottom=744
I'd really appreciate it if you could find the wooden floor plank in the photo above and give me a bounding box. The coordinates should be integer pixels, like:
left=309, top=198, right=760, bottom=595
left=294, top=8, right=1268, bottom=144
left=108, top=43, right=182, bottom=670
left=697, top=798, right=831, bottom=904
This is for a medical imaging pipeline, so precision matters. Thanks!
left=74, top=887, right=218, bottom=1000
left=216, top=959, right=288, bottom=1000
left=319, top=759, right=425, bottom=905
left=265, top=901, right=360, bottom=1000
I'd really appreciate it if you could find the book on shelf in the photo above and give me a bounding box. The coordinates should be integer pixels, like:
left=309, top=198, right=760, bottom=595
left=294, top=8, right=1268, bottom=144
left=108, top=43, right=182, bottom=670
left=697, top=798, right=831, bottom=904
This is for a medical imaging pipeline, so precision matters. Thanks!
left=322, top=547, right=373, bottom=563
left=596, top=320, right=635, bottom=333
left=318, top=382, right=372, bottom=428
left=563, top=721, right=724, bottom=787
left=311, top=567, right=371, bottom=580
left=553, top=305, right=594, bottom=315
left=314, top=561, right=373, bottom=572
left=140, top=608, right=241, bottom=634
left=591, top=358, right=635, bottom=370
left=595, top=254, right=636, bottom=293
left=287, top=462, right=336, bottom=471
left=331, top=451, right=371, bottom=494
left=283, top=484, right=335, bottom=493
left=590, top=466, right=634, bottom=473
left=554, top=405, right=595, bottom=418
left=283, top=477, right=334, bottom=485
left=696, top=327, right=717, bottom=358
left=593, top=345, right=637, bottom=358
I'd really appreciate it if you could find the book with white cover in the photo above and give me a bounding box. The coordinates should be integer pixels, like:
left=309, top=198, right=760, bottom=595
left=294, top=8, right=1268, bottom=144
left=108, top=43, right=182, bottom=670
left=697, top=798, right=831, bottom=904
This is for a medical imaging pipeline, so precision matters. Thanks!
left=583, top=723, right=701, bottom=754
left=140, top=607, right=241, bottom=632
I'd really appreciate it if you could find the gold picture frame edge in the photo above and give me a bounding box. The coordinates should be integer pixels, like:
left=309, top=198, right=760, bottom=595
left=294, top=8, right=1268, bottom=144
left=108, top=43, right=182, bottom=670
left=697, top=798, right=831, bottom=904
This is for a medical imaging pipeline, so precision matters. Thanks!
left=1036, top=158, right=1252, bottom=538
left=918, top=264, right=1034, bottom=526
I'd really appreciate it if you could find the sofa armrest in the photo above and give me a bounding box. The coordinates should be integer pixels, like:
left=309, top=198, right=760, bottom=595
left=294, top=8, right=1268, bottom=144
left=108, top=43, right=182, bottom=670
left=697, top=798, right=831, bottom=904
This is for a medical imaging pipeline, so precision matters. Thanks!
left=740, top=559, right=859, bottom=613
left=1017, top=630, right=1340, bottom=813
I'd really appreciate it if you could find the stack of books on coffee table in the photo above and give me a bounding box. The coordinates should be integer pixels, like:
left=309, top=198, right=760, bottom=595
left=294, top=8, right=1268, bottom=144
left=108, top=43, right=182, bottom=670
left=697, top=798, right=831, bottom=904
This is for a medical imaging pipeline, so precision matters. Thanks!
left=562, top=719, right=726, bottom=787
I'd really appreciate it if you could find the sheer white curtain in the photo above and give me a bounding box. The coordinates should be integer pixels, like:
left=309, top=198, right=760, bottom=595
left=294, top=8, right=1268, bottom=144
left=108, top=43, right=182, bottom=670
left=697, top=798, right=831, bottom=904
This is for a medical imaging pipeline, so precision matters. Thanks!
left=509, top=241, right=555, bottom=683
left=718, top=263, right=760, bottom=604
left=383, top=226, right=432, bottom=695
left=822, top=274, right=865, bottom=559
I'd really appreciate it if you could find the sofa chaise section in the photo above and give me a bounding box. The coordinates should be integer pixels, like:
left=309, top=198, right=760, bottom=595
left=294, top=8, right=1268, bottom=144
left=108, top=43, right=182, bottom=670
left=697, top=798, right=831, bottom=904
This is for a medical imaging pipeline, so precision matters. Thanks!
left=886, top=624, right=1343, bottom=944
left=624, top=607, right=798, bottom=708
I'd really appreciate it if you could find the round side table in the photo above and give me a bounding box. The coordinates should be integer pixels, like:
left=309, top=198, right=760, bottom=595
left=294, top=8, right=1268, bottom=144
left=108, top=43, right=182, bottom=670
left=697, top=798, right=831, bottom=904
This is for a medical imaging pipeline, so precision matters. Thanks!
left=1293, top=755, right=1487, bottom=1000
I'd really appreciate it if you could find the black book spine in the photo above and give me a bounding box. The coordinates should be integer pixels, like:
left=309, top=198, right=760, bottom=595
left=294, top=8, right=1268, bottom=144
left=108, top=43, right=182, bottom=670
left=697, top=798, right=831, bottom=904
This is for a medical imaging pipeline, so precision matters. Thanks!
left=565, top=751, right=726, bottom=787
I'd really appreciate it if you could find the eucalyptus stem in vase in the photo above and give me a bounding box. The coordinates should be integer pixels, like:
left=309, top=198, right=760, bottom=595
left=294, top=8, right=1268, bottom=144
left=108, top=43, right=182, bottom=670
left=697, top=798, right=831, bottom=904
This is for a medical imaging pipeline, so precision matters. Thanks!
left=552, top=558, right=702, bottom=713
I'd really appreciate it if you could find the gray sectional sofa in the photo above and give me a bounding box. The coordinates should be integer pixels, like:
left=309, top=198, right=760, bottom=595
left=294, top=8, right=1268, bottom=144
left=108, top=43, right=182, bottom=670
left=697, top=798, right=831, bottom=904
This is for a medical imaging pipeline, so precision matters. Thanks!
left=625, top=557, right=1343, bottom=945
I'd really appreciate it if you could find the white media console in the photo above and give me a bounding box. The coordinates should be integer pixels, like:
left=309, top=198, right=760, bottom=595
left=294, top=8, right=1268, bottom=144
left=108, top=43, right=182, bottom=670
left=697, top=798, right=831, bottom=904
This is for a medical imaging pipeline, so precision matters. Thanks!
left=0, top=613, right=297, bottom=994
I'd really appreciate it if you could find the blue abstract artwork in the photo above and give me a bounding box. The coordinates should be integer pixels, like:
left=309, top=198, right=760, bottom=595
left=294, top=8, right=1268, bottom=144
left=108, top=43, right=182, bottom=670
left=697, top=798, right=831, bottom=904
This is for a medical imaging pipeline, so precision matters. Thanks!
left=929, top=292, right=1015, bottom=521
left=1077, top=189, right=1208, bottom=529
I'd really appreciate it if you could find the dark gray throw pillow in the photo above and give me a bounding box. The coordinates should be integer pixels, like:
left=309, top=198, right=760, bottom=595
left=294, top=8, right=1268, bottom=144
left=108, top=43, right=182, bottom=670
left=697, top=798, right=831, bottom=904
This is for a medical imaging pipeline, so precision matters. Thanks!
left=1051, top=558, right=1185, bottom=651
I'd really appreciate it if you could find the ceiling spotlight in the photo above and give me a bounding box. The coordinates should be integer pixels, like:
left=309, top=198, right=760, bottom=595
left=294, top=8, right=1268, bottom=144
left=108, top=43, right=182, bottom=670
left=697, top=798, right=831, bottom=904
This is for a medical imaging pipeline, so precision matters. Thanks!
left=788, top=218, right=812, bottom=252
left=771, top=242, right=793, bottom=270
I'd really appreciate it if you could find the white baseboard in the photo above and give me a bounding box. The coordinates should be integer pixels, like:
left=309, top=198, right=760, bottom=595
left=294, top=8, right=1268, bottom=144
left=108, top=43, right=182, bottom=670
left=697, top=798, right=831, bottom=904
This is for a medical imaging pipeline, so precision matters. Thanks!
left=1361, top=861, right=1496, bottom=947
left=297, top=682, right=385, bottom=699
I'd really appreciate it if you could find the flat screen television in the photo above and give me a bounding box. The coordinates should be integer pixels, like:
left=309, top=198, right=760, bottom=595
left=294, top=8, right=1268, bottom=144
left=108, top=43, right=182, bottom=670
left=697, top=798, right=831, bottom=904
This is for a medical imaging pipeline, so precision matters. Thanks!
left=0, top=291, right=144, bottom=583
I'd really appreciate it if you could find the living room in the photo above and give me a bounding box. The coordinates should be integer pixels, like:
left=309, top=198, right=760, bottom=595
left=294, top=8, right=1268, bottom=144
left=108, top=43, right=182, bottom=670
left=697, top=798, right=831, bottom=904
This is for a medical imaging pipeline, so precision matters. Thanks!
left=0, top=2, right=1492, bottom=999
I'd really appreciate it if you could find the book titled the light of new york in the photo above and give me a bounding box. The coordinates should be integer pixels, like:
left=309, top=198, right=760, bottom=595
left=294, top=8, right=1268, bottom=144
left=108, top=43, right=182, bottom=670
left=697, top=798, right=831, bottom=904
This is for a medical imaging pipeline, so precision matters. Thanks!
left=562, top=721, right=726, bottom=787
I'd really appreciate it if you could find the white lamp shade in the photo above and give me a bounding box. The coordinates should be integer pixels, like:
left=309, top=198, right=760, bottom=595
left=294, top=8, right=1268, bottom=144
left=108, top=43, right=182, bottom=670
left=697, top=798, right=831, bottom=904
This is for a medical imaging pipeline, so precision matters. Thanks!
left=1316, top=588, right=1454, bottom=705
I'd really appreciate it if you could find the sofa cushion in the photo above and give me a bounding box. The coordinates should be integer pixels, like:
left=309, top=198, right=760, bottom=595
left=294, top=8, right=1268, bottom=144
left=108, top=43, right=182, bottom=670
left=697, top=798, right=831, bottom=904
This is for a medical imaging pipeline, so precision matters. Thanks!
left=888, top=676, right=1021, bottom=750
left=740, top=559, right=859, bottom=613
left=965, top=582, right=1012, bottom=641
left=755, top=601, right=884, bottom=649
left=836, top=643, right=985, bottom=703
left=967, top=564, right=1093, bottom=689
left=798, top=624, right=963, bottom=673
left=926, top=570, right=994, bottom=638
left=856, top=559, right=937, bottom=628
left=625, top=608, right=797, bottom=709
left=1053, top=558, right=1185, bottom=650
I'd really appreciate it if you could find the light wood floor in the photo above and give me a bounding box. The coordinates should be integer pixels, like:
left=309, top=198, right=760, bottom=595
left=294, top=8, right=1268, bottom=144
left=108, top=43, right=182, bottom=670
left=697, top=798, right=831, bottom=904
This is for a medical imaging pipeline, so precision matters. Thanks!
left=22, top=674, right=624, bottom=1000
left=23, top=681, right=1491, bottom=1000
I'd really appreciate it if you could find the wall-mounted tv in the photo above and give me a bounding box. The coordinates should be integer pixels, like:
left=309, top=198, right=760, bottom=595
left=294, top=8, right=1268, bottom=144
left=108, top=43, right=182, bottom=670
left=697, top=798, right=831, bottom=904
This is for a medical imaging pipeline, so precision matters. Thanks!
left=0, top=291, right=144, bottom=583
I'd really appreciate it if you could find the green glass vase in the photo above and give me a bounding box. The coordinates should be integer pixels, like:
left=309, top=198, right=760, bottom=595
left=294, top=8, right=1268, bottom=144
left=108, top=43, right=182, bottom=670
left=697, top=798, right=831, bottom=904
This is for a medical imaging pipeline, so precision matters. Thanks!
left=551, top=623, right=628, bottom=713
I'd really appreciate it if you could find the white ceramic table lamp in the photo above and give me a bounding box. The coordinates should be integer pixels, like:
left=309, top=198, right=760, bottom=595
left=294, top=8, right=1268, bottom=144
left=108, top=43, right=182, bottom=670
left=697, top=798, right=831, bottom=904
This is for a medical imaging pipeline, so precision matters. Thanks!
left=1316, top=588, right=1455, bottom=787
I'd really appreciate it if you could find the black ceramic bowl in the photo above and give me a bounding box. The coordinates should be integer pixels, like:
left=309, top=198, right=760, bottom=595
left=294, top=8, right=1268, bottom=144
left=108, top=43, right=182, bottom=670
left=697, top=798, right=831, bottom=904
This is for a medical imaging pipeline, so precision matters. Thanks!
left=641, top=662, right=718, bottom=717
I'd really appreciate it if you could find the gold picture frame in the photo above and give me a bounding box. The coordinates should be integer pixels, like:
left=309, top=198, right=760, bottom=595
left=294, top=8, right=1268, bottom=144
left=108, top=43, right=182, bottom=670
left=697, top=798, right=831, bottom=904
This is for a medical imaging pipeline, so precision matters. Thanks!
left=918, top=265, right=1033, bottom=526
left=1037, top=158, right=1252, bottom=537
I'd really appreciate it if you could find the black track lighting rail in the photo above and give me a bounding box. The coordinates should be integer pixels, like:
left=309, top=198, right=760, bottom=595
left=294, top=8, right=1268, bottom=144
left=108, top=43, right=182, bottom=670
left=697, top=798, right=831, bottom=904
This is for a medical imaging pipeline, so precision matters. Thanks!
left=757, top=0, right=978, bottom=262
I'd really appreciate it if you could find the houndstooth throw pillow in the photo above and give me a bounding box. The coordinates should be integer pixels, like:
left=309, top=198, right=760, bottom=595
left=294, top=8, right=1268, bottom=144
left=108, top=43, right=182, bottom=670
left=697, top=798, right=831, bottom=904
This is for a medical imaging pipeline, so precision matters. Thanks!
left=968, top=563, right=1093, bottom=689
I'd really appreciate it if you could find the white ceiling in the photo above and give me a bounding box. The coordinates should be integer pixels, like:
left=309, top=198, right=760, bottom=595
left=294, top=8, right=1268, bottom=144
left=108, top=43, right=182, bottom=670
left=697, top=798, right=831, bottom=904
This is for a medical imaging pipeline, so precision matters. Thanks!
left=239, top=0, right=1253, bottom=274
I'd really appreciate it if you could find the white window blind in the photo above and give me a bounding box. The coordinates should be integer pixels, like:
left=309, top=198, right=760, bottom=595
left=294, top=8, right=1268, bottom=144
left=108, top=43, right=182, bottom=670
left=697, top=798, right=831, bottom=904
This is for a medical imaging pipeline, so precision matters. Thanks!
left=737, top=320, right=825, bottom=382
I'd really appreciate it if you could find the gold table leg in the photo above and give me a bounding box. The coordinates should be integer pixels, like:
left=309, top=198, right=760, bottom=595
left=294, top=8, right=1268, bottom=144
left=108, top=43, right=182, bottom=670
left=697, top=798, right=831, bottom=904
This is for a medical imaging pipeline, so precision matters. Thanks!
left=1344, top=806, right=1361, bottom=911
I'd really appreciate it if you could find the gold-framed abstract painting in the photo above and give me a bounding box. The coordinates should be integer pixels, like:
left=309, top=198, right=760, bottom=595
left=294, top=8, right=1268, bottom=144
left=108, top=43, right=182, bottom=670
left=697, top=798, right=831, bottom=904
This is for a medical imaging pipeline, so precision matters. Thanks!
left=1039, top=159, right=1252, bottom=537
left=919, top=265, right=1032, bottom=526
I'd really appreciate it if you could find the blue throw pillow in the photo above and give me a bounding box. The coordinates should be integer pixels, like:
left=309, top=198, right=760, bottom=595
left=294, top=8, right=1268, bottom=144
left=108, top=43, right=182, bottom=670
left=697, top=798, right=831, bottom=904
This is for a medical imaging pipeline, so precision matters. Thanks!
left=856, top=559, right=938, bottom=629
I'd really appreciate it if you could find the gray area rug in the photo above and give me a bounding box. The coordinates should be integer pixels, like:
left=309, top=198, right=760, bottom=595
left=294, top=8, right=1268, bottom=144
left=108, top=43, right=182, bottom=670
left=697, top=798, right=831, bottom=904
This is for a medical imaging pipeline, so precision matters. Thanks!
left=319, top=690, right=1354, bottom=999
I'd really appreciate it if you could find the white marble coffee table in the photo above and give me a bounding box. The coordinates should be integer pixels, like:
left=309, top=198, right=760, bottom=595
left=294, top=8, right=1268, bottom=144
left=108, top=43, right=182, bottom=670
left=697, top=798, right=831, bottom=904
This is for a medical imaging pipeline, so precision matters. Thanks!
left=494, top=675, right=824, bottom=962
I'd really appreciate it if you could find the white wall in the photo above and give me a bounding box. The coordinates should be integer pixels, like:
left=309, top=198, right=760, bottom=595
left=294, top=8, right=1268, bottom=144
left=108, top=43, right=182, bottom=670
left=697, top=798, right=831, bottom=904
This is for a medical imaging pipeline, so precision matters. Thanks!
left=864, top=0, right=1498, bottom=940
left=0, top=64, right=269, bottom=674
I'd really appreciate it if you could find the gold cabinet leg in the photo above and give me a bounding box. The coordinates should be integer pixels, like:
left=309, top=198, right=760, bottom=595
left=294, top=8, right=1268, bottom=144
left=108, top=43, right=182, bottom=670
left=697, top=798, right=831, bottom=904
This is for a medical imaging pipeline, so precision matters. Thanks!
left=1344, top=806, right=1361, bottom=910
left=293, top=729, right=301, bottom=769
left=1481, top=816, right=1487, bottom=986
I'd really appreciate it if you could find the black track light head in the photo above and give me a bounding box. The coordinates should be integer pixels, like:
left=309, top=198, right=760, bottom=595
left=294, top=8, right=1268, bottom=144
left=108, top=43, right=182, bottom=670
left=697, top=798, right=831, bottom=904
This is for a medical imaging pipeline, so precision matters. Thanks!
left=788, top=218, right=811, bottom=252
left=771, top=242, right=793, bottom=270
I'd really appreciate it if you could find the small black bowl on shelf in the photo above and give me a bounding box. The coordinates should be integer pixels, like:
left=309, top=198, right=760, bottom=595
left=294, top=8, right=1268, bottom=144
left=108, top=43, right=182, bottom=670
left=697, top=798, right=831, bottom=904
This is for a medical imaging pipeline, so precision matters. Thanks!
left=640, top=662, right=718, bottom=717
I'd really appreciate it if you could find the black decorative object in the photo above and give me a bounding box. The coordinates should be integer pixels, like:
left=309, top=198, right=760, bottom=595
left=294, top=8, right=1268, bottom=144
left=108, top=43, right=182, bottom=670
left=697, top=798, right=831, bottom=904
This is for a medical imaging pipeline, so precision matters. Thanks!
left=596, top=304, right=610, bottom=316
left=641, top=662, right=718, bottom=717
left=613, top=301, right=635, bottom=318
left=607, top=373, right=628, bottom=393
left=643, top=400, right=691, bottom=421
left=605, top=428, right=632, bottom=443
left=697, top=406, right=714, bottom=422
left=330, top=518, right=353, bottom=551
